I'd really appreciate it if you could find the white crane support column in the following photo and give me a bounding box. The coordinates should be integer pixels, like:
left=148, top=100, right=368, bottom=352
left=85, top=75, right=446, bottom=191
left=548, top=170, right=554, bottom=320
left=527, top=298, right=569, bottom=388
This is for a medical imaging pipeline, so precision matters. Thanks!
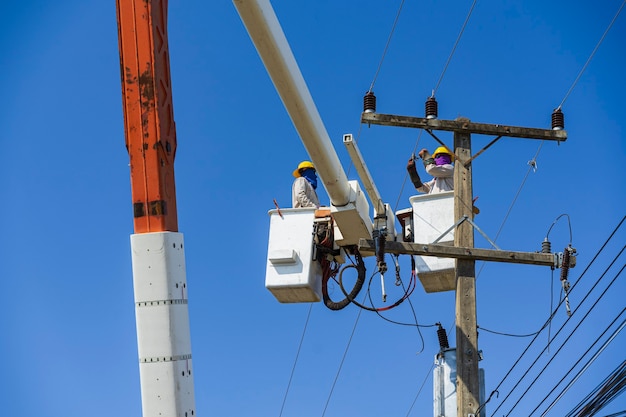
left=232, top=0, right=350, bottom=207
left=131, top=232, right=195, bottom=416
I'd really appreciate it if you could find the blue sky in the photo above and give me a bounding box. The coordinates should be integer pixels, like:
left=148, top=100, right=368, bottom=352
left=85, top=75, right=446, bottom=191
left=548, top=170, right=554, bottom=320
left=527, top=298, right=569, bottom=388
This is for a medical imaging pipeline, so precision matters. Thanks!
left=1, top=1, right=624, bottom=416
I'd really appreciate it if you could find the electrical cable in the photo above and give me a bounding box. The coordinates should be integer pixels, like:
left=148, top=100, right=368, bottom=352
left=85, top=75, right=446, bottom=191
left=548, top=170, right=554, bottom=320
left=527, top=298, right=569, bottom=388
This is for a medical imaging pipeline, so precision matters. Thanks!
left=527, top=312, right=626, bottom=416
left=367, top=0, right=406, bottom=93
left=322, top=254, right=365, bottom=311
left=495, top=249, right=625, bottom=414
left=601, top=410, right=626, bottom=417
left=538, top=319, right=626, bottom=417
left=478, top=213, right=573, bottom=338
left=488, top=216, right=625, bottom=414
left=475, top=141, right=544, bottom=278
left=365, top=256, right=435, bottom=355
left=548, top=267, right=555, bottom=352
left=394, top=130, right=425, bottom=214
left=477, top=325, right=541, bottom=338
left=557, top=0, right=626, bottom=109
left=405, top=362, right=436, bottom=417
left=475, top=0, right=626, bottom=359
left=545, top=213, right=573, bottom=245
left=566, top=362, right=626, bottom=417
left=320, top=293, right=366, bottom=417
left=476, top=265, right=556, bottom=340
left=494, top=253, right=626, bottom=416
left=560, top=361, right=626, bottom=417
left=352, top=3, right=624, bottom=415
left=335, top=254, right=415, bottom=314
left=279, top=303, right=314, bottom=417
left=404, top=323, right=455, bottom=416
left=396, top=1, right=478, bottom=211
left=600, top=411, right=626, bottom=417
left=478, top=0, right=624, bottom=279
left=432, top=0, right=478, bottom=95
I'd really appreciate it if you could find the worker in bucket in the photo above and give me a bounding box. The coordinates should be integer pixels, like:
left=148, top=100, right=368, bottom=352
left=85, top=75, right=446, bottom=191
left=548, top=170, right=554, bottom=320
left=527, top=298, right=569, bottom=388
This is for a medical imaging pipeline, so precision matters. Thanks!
left=406, top=146, right=454, bottom=194
left=292, top=160, right=320, bottom=208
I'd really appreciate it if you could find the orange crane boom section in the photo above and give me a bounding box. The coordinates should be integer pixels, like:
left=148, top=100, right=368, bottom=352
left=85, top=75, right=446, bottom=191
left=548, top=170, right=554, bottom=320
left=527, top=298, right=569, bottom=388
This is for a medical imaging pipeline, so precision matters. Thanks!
left=116, top=0, right=178, bottom=233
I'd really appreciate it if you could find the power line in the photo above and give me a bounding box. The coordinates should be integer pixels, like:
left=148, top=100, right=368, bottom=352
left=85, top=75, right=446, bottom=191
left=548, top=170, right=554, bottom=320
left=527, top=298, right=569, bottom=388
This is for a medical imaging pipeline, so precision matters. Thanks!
left=563, top=360, right=626, bottom=417
left=405, top=323, right=455, bottom=416
left=598, top=410, right=626, bottom=417
left=600, top=411, right=626, bottom=417
left=368, top=0, right=406, bottom=93
left=432, top=0, right=478, bottom=95
left=495, top=253, right=626, bottom=416
left=397, top=1, right=478, bottom=208
left=488, top=216, right=625, bottom=414
left=527, top=312, right=626, bottom=416
left=321, top=296, right=365, bottom=417
left=476, top=141, right=544, bottom=279
left=540, top=319, right=626, bottom=416
left=477, top=212, right=574, bottom=338
left=279, top=303, right=314, bottom=417
left=405, top=362, right=436, bottom=417
left=558, top=0, right=626, bottom=109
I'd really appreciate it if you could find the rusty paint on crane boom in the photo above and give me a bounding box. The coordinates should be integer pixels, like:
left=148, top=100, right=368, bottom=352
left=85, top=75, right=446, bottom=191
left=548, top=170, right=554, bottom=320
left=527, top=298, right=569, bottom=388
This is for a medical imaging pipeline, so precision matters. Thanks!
left=116, top=0, right=178, bottom=233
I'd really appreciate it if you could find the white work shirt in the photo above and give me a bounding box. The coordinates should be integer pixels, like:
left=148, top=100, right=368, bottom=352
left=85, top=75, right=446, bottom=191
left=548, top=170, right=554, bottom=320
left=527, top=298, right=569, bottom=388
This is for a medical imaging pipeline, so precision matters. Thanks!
left=417, top=163, right=454, bottom=194
left=292, top=177, right=320, bottom=208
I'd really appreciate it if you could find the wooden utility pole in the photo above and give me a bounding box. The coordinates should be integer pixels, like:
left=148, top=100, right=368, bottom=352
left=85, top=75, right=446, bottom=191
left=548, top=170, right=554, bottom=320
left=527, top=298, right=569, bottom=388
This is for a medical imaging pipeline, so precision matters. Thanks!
left=453, top=121, right=479, bottom=415
left=360, top=111, right=567, bottom=417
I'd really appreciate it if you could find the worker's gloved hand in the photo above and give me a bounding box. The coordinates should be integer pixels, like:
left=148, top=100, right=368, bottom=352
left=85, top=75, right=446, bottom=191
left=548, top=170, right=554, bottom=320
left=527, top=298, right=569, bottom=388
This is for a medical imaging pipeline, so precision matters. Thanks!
left=418, top=149, right=434, bottom=167
left=407, top=158, right=423, bottom=189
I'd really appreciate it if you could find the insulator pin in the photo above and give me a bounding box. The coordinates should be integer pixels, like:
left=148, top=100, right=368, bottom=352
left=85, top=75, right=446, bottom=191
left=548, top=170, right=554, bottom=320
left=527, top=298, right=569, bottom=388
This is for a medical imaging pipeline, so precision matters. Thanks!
left=363, top=91, right=376, bottom=113
left=425, top=96, right=438, bottom=119
left=372, top=228, right=387, bottom=274
left=437, top=323, right=449, bottom=350
left=541, top=238, right=551, bottom=254
left=551, top=108, right=564, bottom=130
left=560, top=248, right=570, bottom=282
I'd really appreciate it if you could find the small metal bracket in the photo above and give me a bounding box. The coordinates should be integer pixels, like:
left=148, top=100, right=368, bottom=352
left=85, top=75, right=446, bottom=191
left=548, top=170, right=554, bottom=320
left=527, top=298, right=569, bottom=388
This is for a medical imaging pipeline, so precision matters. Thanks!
left=432, top=215, right=501, bottom=250
left=553, top=251, right=577, bottom=269
left=424, top=128, right=448, bottom=150
left=554, top=252, right=563, bottom=269
left=464, top=135, right=502, bottom=167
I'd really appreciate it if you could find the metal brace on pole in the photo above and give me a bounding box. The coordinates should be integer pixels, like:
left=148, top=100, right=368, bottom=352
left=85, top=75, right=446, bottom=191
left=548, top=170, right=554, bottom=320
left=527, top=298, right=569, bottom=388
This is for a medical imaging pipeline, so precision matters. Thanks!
left=432, top=215, right=501, bottom=250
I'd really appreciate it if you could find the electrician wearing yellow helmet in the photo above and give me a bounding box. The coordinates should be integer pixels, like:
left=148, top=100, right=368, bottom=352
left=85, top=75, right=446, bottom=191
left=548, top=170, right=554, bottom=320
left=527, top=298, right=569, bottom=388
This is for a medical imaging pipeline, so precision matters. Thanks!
left=292, top=160, right=320, bottom=208
left=406, top=146, right=454, bottom=194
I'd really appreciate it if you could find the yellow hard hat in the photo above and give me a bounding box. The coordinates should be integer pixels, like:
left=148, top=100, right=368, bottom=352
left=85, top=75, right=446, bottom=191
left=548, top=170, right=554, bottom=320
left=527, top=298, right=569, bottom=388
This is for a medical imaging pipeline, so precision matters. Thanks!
left=433, top=146, right=454, bottom=160
left=293, top=160, right=315, bottom=177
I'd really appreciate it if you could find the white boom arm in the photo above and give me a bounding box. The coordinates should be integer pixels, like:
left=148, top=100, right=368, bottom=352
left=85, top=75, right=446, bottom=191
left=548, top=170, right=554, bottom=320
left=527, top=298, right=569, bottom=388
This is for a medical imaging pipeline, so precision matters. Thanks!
left=233, top=0, right=350, bottom=206
left=233, top=0, right=374, bottom=247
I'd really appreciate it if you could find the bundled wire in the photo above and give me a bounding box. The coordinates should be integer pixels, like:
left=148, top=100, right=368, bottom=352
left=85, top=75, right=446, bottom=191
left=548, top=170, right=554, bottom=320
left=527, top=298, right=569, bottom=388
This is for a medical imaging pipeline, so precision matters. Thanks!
left=318, top=217, right=365, bottom=310
left=563, top=360, right=626, bottom=417
left=337, top=253, right=416, bottom=313
left=489, top=216, right=625, bottom=415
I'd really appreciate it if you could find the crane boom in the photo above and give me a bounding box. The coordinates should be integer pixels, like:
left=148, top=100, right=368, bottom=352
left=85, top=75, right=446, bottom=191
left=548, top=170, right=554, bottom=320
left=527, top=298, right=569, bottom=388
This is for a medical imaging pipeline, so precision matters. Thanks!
left=233, top=0, right=351, bottom=207
left=116, top=0, right=196, bottom=415
left=233, top=0, right=376, bottom=248
left=116, top=0, right=178, bottom=233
